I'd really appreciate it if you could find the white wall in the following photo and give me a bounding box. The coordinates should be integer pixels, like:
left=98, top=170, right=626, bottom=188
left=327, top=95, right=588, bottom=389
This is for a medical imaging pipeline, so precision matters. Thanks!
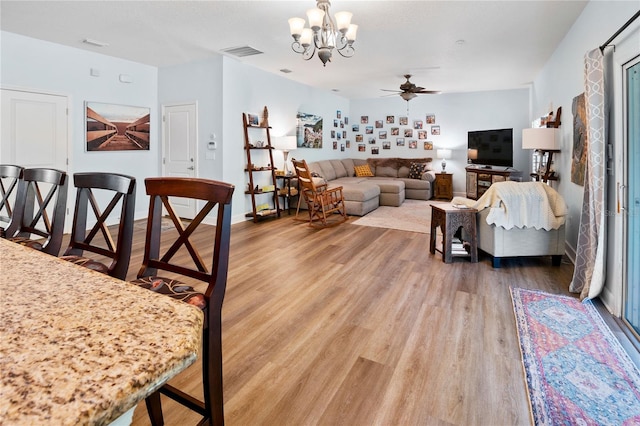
left=1, top=31, right=159, bottom=220
left=351, top=89, right=530, bottom=196
left=531, top=1, right=640, bottom=313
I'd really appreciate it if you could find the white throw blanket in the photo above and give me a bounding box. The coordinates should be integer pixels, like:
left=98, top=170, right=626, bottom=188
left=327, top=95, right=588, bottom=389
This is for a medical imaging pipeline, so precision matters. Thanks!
left=452, top=181, right=567, bottom=230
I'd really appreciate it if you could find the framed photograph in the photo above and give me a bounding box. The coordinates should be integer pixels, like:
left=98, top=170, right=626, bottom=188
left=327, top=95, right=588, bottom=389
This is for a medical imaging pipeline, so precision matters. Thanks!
left=382, top=141, right=391, bottom=150
left=365, top=126, right=374, bottom=134
left=355, top=134, right=363, bottom=142
left=426, top=114, right=436, bottom=124
left=386, top=115, right=395, bottom=124
left=375, top=120, right=383, bottom=129
left=331, top=130, right=336, bottom=138
left=409, top=140, right=417, bottom=149
left=333, top=119, right=339, bottom=128
left=396, top=138, right=405, bottom=146
left=340, top=144, right=345, bottom=152
left=361, top=115, right=369, bottom=124
left=399, top=116, right=408, bottom=125
left=404, top=129, right=413, bottom=137
left=345, top=117, right=349, bottom=125
left=418, top=130, right=427, bottom=139
left=431, top=125, right=441, bottom=135
left=336, top=110, right=342, bottom=119
left=391, top=127, right=399, bottom=136
left=371, top=147, right=379, bottom=155
left=352, top=124, right=360, bottom=132
left=342, top=130, right=347, bottom=138
left=296, top=112, right=323, bottom=148
left=368, top=137, right=376, bottom=144
left=345, top=140, right=350, bottom=148
left=246, top=113, right=259, bottom=126
left=358, top=144, right=366, bottom=152
left=413, top=120, right=423, bottom=129
left=86, top=101, right=150, bottom=151
left=333, top=141, right=338, bottom=150
left=379, top=131, right=387, bottom=139
left=340, top=121, right=344, bottom=128
left=423, top=141, right=433, bottom=150
left=336, top=132, right=341, bottom=140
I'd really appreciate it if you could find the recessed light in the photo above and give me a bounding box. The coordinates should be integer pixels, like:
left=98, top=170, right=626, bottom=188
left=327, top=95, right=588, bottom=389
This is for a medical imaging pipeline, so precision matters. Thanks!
left=83, top=38, right=109, bottom=47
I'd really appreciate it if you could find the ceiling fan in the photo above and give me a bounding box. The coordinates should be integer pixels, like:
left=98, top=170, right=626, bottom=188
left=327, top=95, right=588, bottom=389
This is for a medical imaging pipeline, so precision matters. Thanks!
left=381, top=74, right=441, bottom=101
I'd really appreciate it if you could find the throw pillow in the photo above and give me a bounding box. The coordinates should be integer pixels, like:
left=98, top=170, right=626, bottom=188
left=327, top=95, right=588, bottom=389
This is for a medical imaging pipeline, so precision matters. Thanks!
left=354, top=164, right=374, bottom=177
left=408, top=162, right=425, bottom=179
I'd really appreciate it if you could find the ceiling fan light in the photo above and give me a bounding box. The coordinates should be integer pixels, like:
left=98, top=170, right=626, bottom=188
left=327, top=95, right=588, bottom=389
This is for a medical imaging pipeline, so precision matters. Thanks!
left=335, top=11, right=352, bottom=33
left=400, top=92, right=417, bottom=101
left=307, top=8, right=325, bottom=31
left=345, top=24, right=358, bottom=42
left=288, top=17, right=306, bottom=37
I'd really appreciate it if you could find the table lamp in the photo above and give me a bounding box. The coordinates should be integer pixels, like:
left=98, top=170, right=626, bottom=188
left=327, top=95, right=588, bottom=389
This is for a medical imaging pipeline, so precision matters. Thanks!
left=522, top=128, right=561, bottom=183
left=467, top=148, right=478, bottom=164
left=437, top=149, right=452, bottom=173
left=273, top=136, right=297, bottom=175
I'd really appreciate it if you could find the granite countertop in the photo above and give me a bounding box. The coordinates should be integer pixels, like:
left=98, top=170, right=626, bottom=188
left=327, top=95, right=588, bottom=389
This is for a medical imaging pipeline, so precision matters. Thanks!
left=0, top=239, right=203, bottom=425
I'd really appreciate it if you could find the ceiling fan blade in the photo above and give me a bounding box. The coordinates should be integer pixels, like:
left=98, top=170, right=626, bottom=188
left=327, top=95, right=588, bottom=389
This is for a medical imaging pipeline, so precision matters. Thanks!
left=415, top=90, right=442, bottom=94
left=380, top=89, right=401, bottom=92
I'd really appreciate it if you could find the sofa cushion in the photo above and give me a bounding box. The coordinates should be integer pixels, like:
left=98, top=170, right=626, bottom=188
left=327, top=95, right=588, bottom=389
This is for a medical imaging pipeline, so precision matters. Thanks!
left=341, top=158, right=356, bottom=177
left=317, top=160, right=337, bottom=181
left=334, top=181, right=380, bottom=202
left=408, top=162, right=426, bottom=179
left=398, top=166, right=410, bottom=178
left=330, top=160, right=348, bottom=178
left=376, top=165, right=398, bottom=178
left=354, top=164, right=374, bottom=177
left=308, top=161, right=324, bottom=177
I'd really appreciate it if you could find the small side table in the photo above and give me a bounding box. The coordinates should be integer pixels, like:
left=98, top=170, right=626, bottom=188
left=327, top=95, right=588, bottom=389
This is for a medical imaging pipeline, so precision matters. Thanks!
left=429, top=203, right=478, bottom=263
left=276, top=174, right=298, bottom=215
left=433, top=172, right=453, bottom=201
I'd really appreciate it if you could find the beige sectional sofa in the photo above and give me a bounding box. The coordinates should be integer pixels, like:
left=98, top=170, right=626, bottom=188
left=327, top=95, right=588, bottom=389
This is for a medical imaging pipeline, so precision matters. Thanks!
left=305, top=157, right=435, bottom=216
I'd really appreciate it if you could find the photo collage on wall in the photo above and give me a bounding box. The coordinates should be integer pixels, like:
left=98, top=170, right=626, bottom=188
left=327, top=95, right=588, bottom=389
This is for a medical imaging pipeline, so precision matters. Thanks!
left=332, top=110, right=349, bottom=151
left=350, top=113, right=440, bottom=155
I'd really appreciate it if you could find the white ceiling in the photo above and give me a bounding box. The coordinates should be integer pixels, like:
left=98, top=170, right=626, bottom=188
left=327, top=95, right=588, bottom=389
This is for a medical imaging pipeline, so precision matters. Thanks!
left=0, top=0, right=588, bottom=99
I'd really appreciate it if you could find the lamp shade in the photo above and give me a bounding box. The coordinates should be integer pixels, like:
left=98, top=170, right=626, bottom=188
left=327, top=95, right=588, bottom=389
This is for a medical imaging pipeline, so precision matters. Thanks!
left=467, top=149, right=478, bottom=160
left=273, top=135, right=297, bottom=151
left=436, top=149, right=452, bottom=159
left=522, top=128, right=561, bottom=150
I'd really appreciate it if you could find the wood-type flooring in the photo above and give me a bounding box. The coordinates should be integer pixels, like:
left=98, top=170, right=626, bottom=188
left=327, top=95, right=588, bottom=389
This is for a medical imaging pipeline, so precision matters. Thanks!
left=120, top=214, right=574, bottom=426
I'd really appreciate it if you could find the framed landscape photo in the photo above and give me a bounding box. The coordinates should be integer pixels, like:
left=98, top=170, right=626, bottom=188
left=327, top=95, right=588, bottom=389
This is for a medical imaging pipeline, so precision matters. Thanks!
left=296, top=112, right=323, bottom=148
left=85, top=102, right=150, bottom=151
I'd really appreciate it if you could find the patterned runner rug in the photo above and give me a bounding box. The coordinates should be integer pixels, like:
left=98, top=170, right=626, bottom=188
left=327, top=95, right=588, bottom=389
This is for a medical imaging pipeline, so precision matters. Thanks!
left=510, top=288, right=640, bottom=425
left=351, top=199, right=447, bottom=233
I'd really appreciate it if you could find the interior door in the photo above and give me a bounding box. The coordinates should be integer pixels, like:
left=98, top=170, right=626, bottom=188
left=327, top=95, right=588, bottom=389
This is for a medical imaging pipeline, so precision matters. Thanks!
left=162, top=102, right=197, bottom=219
left=0, top=88, right=70, bottom=229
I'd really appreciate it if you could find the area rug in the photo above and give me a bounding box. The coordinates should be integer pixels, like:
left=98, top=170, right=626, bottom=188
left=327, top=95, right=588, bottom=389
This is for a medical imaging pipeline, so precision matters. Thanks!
left=510, top=287, right=640, bottom=425
left=351, top=199, right=445, bottom=234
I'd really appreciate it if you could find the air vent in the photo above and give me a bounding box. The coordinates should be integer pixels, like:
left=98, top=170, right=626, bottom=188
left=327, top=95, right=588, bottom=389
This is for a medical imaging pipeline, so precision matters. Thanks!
left=221, top=46, right=263, bottom=57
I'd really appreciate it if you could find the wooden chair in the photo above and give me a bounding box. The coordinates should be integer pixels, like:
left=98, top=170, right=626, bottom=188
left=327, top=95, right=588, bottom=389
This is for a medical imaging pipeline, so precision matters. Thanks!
left=292, top=158, right=347, bottom=227
left=130, top=177, right=234, bottom=426
left=60, top=173, right=136, bottom=280
left=0, top=164, right=24, bottom=237
left=5, top=168, right=68, bottom=256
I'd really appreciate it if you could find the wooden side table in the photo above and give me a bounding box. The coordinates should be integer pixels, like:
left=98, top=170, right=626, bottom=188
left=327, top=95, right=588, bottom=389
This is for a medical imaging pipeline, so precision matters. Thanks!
left=433, top=172, right=453, bottom=201
left=276, top=174, right=298, bottom=214
left=429, top=203, right=478, bottom=263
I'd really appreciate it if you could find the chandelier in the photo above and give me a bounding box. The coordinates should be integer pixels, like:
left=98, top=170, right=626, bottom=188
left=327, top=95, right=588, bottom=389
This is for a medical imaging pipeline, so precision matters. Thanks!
left=288, top=0, right=358, bottom=66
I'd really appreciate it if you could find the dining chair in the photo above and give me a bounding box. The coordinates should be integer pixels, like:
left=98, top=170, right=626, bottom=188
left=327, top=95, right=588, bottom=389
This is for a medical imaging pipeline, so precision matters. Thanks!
left=0, top=164, right=24, bottom=237
left=292, top=158, right=347, bottom=227
left=130, top=177, right=234, bottom=426
left=60, top=172, right=136, bottom=280
left=5, top=168, right=68, bottom=256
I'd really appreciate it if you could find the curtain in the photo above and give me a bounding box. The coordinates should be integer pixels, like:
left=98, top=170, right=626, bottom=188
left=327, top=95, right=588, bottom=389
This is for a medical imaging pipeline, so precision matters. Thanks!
left=569, top=48, right=607, bottom=300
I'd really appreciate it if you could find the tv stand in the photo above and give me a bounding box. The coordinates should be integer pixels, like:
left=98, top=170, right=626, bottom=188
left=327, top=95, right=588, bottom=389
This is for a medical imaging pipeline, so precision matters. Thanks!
left=465, top=166, right=521, bottom=200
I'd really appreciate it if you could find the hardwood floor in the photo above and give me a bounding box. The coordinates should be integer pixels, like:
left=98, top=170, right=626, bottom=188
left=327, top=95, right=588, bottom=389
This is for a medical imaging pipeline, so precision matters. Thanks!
left=124, top=213, right=574, bottom=426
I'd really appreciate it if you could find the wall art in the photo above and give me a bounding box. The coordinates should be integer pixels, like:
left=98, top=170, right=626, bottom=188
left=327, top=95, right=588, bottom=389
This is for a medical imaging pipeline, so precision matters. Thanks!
left=296, top=112, right=323, bottom=148
left=85, top=101, right=150, bottom=151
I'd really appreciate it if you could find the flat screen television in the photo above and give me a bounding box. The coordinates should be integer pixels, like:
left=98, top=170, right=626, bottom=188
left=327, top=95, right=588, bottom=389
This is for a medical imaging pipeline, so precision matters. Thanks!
left=467, top=128, right=513, bottom=168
